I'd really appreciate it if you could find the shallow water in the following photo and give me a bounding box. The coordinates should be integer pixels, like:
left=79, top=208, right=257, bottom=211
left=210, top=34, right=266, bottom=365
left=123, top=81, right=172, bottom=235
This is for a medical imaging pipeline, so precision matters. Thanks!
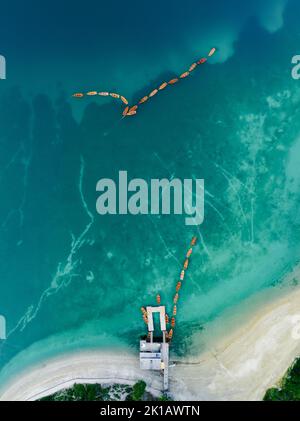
left=0, top=0, right=300, bottom=385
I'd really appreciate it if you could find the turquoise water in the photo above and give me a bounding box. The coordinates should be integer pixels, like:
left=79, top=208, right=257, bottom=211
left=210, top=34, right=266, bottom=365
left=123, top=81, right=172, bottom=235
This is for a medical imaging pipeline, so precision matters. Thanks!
left=1, top=0, right=300, bottom=385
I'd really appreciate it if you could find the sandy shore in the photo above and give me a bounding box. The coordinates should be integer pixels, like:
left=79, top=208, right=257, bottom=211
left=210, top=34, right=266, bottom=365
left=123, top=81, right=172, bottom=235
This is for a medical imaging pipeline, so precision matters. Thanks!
left=1, top=273, right=300, bottom=401
left=171, top=284, right=300, bottom=400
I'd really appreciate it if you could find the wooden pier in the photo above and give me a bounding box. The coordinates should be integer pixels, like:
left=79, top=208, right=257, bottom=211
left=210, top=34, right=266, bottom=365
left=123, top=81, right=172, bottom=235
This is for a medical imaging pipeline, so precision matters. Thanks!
left=139, top=237, right=198, bottom=393
left=139, top=305, right=169, bottom=392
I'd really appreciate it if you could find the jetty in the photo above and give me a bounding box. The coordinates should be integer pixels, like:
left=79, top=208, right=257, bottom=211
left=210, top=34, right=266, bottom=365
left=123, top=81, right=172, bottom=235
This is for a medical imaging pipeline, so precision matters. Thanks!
left=139, top=236, right=198, bottom=393
left=139, top=306, right=169, bottom=391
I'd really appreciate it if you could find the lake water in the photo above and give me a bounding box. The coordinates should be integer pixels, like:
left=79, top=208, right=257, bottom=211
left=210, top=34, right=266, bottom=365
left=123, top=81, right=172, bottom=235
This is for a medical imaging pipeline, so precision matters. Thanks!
left=0, top=0, right=300, bottom=386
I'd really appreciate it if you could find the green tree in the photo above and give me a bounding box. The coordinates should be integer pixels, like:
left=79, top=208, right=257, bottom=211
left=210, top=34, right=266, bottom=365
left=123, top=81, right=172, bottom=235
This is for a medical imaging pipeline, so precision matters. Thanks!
left=131, top=380, right=146, bottom=401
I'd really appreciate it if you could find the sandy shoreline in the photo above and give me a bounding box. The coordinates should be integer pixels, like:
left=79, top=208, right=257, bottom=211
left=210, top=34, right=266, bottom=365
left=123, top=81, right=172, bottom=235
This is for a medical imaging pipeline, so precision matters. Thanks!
left=1, top=271, right=300, bottom=401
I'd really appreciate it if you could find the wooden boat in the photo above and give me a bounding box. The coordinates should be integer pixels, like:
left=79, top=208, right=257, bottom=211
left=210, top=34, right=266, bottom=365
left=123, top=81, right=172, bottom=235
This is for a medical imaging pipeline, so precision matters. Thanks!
left=191, top=236, right=197, bottom=246
left=120, top=96, right=128, bottom=104
left=189, top=63, right=197, bottom=72
left=176, top=281, right=181, bottom=292
left=186, top=248, right=193, bottom=258
left=208, top=47, right=216, bottom=57
left=122, top=106, right=129, bottom=116
left=139, top=96, right=148, bottom=104
left=180, top=71, right=189, bottom=78
left=183, top=259, right=189, bottom=270
left=127, top=110, right=137, bottom=116
left=159, top=82, right=168, bottom=90
left=149, top=89, right=158, bottom=97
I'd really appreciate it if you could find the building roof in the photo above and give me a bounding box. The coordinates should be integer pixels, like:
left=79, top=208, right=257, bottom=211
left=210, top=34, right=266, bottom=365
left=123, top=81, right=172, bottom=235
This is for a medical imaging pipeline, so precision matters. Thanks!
left=140, top=340, right=161, bottom=352
left=140, top=352, right=162, bottom=370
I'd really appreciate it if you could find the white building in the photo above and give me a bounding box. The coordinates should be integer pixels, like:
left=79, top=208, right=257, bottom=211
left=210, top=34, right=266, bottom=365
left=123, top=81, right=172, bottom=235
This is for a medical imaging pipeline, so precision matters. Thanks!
left=139, top=305, right=169, bottom=391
